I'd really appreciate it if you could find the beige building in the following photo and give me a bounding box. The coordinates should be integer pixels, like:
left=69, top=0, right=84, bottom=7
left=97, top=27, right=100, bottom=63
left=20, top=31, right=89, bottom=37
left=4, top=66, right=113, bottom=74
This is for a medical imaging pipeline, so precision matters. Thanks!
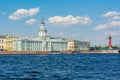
left=5, top=35, right=19, bottom=51
left=0, top=35, right=6, bottom=50
left=68, top=40, right=90, bottom=52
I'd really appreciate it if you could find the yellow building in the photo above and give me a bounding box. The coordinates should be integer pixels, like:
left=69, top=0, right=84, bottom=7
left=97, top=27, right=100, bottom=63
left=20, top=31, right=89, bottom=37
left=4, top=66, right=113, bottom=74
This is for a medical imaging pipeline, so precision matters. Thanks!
left=68, top=40, right=90, bottom=52
left=68, top=40, right=79, bottom=51
left=5, top=35, right=19, bottom=51
left=0, top=35, right=6, bottom=51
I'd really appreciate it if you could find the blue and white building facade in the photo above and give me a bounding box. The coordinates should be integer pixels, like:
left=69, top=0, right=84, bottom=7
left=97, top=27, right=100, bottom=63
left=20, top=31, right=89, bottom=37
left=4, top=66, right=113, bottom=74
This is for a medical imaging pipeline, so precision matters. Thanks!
left=13, top=39, right=43, bottom=51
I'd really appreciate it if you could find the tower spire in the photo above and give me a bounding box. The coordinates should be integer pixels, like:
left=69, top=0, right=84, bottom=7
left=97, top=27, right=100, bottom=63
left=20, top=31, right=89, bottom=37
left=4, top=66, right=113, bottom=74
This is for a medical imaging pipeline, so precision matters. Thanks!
left=39, top=18, right=47, bottom=40
left=41, top=18, right=45, bottom=24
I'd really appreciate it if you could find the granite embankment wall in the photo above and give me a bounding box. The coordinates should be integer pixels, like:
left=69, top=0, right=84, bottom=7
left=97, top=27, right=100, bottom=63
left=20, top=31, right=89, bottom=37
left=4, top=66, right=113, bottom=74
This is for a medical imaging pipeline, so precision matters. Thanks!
left=0, top=50, right=72, bottom=55
left=81, top=50, right=119, bottom=54
left=1, top=50, right=119, bottom=54
left=0, top=51, right=51, bottom=55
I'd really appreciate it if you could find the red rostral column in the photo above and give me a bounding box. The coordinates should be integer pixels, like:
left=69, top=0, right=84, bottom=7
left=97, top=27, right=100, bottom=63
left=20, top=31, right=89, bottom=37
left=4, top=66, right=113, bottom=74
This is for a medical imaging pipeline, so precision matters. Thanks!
left=108, top=35, right=112, bottom=49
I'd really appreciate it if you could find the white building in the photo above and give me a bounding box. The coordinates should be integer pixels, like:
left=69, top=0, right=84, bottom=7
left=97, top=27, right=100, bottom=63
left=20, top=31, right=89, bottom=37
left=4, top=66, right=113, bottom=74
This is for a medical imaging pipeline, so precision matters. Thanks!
left=13, top=39, right=68, bottom=51
left=0, top=35, right=6, bottom=50
left=13, top=39, right=42, bottom=51
left=68, top=40, right=90, bottom=52
left=13, top=19, right=68, bottom=52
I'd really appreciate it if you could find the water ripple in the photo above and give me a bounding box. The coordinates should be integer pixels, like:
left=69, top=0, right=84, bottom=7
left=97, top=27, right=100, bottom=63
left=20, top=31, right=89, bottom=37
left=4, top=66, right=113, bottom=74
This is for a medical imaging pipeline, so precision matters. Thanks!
left=0, top=54, right=120, bottom=80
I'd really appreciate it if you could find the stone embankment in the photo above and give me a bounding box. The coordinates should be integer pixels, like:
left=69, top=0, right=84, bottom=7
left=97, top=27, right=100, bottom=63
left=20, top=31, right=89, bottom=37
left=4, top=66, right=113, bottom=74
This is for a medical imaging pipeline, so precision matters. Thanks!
left=0, top=50, right=72, bottom=55
left=1, top=50, right=118, bottom=54
left=0, top=51, right=51, bottom=55
left=81, top=50, right=119, bottom=54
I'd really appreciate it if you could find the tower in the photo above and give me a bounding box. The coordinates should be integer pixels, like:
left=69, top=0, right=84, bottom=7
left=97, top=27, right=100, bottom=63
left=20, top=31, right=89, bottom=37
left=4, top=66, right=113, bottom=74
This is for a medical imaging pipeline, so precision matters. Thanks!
left=108, top=35, right=112, bottom=49
left=39, top=19, right=47, bottom=40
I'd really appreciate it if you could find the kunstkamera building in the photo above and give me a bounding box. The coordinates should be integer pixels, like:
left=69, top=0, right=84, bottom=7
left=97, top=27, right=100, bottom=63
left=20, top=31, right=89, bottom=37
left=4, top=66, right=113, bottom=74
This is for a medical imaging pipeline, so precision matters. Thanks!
left=13, top=19, right=90, bottom=52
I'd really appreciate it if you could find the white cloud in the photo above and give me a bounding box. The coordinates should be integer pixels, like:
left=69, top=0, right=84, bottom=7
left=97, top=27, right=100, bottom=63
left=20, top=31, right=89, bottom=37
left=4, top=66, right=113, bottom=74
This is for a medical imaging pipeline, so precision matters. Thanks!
left=94, top=20, right=120, bottom=30
left=47, top=15, right=91, bottom=26
left=9, top=7, right=40, bottom=20
left=102, top=11, right=120, bottom=17
left=94, top=11, right=120, bottom=37
left=113, top=16, right=120, bottom=20
left=104, top=31, right=120, bottom=36
left=25, top=18, right=36, bottom=25
left=94, top=24, right=108, bottom=30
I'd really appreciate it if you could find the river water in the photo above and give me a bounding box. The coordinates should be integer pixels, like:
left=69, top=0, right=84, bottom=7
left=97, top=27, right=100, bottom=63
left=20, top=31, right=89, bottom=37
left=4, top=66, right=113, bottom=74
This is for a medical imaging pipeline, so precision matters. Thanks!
left=0, top=54, right=120, bottom=80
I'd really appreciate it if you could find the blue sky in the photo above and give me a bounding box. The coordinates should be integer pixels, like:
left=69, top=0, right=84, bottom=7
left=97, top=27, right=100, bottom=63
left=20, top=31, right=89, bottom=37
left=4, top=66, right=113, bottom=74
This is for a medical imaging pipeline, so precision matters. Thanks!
left=0, top=0, right=120, bottom=45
